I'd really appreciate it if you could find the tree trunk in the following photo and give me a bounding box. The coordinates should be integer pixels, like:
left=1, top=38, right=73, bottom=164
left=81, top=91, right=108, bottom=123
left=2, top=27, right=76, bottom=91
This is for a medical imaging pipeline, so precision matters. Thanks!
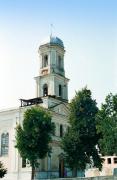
left=31, top=166, right=35, bottom=180
left=72, top=167, right=77, bottom=177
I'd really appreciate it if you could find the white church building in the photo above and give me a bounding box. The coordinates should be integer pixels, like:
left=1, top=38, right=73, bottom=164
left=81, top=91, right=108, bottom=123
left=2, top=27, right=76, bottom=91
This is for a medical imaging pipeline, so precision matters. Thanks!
left=0, top=35, right=117, bottom=180
left=0, top=36, right=70, bottom=180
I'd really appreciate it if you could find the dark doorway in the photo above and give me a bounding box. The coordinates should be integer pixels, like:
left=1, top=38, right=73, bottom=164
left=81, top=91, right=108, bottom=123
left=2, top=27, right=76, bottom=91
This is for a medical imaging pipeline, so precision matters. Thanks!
left=59, top=158, right=64, bottom=178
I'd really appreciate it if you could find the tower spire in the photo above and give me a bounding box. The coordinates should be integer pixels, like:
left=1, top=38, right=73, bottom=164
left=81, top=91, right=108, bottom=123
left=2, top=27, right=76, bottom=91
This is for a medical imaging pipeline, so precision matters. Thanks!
left=50, top=24, right=53, bottom=37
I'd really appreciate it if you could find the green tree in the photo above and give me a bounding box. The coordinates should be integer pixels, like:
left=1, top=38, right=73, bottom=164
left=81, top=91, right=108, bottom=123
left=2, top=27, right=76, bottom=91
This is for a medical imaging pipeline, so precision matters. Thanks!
left=0, top=161, right=7, bottom=178
left=96, top=93, right=117, bottom=155
left=15, top=106, right=55, bottom=180
left=61, top=87, right=102, bottom=177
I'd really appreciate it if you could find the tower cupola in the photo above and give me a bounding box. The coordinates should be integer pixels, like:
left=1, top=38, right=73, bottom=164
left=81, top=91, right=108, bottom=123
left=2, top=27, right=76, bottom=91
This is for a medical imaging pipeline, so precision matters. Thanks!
left=40, top=36, right=64, bottom=48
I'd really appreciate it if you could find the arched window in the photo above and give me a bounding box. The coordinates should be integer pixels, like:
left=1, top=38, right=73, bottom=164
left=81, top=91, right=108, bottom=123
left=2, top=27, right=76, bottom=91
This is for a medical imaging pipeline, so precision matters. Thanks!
left=43, top=55, right=48, bottom=67
left=43, top=84, right=48, bottom=96
left=60, top=124, right=63, bottom=137
left=1, top=133, right=9, bottom=156
left=59, top=85, right=62, bottom=97
left=58, top=56, right=62, bottom=69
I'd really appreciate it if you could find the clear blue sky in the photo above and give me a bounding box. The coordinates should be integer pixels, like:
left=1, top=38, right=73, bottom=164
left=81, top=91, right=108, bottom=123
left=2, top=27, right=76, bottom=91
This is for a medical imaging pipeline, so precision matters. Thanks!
left=0, top=0, right=117, bottom=109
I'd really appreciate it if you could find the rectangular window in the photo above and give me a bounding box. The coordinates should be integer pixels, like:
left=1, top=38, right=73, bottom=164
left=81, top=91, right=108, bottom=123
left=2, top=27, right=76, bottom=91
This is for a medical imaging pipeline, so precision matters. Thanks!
left=107, top=158, right=111, bottom=164
left=114, top=158, right=117, bottom=164
left=101, top=158, right=105, bottom=163
left=22, top=158, right=26, bottom=168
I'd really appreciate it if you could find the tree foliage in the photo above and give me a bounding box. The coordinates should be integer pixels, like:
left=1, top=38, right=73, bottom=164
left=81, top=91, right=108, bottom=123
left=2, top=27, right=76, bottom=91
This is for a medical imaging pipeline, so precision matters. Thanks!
left=0, top=161, right=7, bottom=178
left=15, top=106, right=55, bottom=179
left=61, top=87, right=102, bottom=175
left=96, top=93, right=117, bottom=155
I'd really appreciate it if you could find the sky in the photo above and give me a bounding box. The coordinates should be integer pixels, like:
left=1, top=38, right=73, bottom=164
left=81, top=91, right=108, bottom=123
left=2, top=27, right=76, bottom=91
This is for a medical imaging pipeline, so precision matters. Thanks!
left=0, top=0, right=117, bottom=109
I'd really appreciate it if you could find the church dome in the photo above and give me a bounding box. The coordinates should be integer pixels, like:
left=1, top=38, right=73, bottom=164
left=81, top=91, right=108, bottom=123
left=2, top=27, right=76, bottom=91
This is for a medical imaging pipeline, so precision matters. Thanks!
left=40, top=36, right=64, bottom=48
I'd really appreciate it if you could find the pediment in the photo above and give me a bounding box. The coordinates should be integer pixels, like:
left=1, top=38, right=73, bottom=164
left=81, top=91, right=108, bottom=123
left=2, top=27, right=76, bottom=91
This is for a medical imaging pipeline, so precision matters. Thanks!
left=50, top=102, right=69, bottom=116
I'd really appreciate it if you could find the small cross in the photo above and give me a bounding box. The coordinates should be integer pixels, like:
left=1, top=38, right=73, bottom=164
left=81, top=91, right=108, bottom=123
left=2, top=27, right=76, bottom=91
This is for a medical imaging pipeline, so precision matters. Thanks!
left=50, top=24, right=54, bottom=37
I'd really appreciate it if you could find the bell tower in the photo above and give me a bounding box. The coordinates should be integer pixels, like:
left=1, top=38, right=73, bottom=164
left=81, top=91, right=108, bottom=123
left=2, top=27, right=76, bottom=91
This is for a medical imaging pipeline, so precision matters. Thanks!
left=35, top=36, right=69, bottom=102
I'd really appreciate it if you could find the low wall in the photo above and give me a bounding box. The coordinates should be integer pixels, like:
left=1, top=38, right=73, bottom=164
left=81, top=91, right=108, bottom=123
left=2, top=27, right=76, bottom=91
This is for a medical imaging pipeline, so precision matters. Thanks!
left=50, top=176, right=117, bottom=180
